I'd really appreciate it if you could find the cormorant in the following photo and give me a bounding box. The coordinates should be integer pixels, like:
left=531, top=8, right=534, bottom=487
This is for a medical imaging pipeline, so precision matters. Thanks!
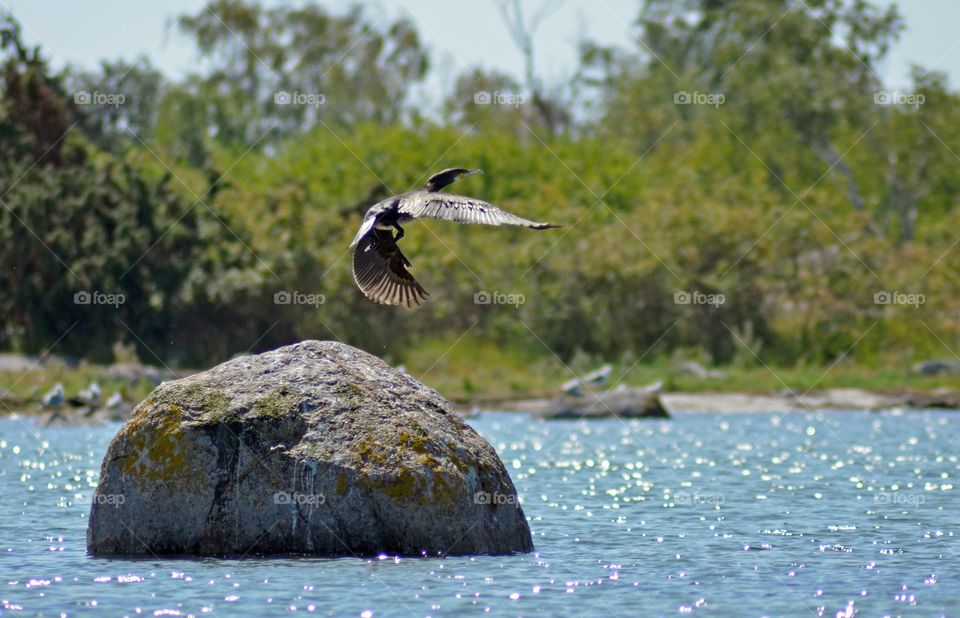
left=351, top=168, right=558, bottom=307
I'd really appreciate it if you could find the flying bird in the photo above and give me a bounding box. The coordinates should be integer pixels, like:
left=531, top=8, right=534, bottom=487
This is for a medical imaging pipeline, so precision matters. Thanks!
left=351, top=168, right=558, bottom=307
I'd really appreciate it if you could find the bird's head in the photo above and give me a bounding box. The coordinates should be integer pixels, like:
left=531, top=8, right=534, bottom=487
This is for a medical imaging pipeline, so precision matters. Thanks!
left=423, top=167, right=482, bottom=192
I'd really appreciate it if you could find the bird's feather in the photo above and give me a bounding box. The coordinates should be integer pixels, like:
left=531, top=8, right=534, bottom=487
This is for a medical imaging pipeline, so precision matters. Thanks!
left=352, top=228, right=429, bottom=308
left=350, top=215, right=377, bottom=247
left=398, top=193, right=556, bottom=229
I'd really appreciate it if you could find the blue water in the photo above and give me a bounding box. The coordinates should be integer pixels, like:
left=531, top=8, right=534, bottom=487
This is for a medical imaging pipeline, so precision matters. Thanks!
left=1, top=410, right=958, bottom=617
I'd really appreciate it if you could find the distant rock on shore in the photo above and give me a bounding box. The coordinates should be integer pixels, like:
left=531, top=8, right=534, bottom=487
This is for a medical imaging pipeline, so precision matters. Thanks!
left=545, top=387, right=669, bottom=419
left=87, top=340, right=533, bottom=557
left=912, top=360, right=960, bottom=377
left=0, top=353, right=39, bottom=372
left=509, top=385, right=669, bottom=419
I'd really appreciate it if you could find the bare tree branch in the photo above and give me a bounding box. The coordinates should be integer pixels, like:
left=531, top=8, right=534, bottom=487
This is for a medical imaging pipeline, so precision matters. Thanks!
left=497, top=0, right=565, bottom=135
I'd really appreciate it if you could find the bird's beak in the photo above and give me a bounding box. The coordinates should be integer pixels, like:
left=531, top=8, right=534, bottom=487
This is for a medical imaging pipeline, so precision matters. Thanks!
left=464, top=169, right=483, bottom=177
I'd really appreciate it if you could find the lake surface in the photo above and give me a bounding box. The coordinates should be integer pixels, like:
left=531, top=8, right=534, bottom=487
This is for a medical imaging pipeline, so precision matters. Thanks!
left=1, top=410, right=957, bottom=617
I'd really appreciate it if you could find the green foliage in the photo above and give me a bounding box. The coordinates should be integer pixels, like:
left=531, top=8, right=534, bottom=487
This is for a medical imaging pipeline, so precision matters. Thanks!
left=0, top=15, right=268, bottom=365
left=172, top=0, right=429, bottom=145
left=66, top=59, right=165, bottom=151
left=2, top=0, right=960, bottom=383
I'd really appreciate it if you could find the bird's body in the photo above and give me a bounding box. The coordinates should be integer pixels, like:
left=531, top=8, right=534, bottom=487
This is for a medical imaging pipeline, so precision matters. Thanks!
left=105, top=391, right=123, bottom=410
left=351, top=168, right=558, bottom=307
left=41, top=383, right=64, bottom=408
left=78, top=381, right=101, bottom=404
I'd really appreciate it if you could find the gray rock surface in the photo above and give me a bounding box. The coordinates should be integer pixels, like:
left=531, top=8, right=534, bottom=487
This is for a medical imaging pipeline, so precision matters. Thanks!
left=0, top=353, right=39, bottom=372
left=538, top=386, right=669, bottom=419
left=676, top=360, right=726, bottom=380
left=901, top=388, right=960, bottom=409
left=87, top=340, right=532, bottom=557
left=912, top=360, right=960, bottom=376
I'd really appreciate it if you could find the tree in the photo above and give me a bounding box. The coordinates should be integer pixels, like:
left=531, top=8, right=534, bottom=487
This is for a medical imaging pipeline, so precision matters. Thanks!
left=497, top=0, right=573, bottom=136
left=582, top=0, right=904, bottom=229
left=173, top=0, right=430, bottom=147
left=66, top=59, right=166, bottom=151
left=443, top=68, right=526, bottom=133
left=0, top=14, right=74, bottom=167
left=0, top=14, right=266, bottom=365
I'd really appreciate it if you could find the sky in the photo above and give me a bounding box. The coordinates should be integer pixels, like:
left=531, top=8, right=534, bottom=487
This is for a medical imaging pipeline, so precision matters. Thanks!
left=1, top=0, right=958, bottom=97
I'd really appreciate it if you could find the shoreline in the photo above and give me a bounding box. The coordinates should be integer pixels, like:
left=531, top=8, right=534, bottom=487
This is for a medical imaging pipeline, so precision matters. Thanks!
left=3, top=350, right=959, bottom=422
left=3, top=387, right=959, bottom=427
left=457, top=387, right=960, bottom=415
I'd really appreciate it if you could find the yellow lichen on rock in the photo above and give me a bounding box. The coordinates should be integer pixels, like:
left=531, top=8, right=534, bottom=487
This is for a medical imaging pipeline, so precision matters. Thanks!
left=119, top=405, right=196, bottom=491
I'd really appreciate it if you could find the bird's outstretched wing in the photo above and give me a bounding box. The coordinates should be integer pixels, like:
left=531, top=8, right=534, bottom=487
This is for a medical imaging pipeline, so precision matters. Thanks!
left=352, top=228, right=429, bottom=308
left=398, top=193, right=557, bottom=229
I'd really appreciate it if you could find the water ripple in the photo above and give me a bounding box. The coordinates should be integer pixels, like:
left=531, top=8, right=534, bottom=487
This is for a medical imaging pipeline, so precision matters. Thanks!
left=0, top=410, right=958, bottom=616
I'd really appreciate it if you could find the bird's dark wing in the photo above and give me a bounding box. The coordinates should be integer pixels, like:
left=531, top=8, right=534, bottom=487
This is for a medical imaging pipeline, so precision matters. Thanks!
left=398, top=193, right=557, bottom=229
left=352, top=228, right=429, bottom=308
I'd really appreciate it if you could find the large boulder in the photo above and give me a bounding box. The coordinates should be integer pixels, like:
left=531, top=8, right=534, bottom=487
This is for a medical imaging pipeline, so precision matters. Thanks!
left=87, top=341, right=532, bottom=556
